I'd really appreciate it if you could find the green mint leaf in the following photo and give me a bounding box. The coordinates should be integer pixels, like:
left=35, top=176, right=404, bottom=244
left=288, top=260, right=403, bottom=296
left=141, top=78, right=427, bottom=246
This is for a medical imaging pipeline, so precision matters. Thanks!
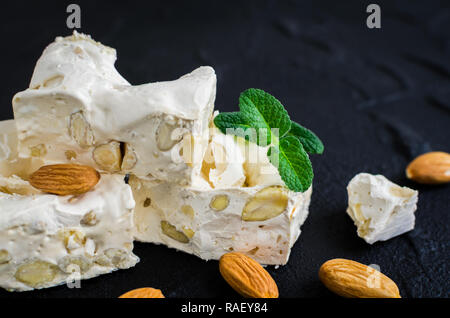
left=268, top=136, right=313, bottom=192
left=213, top=88, right=323, bottom=193
left=239, top=88, right=291, bottom=145
left=288, top=121, right=324, bottom=154
left=214, top=112, right=249, bottom=131
left=213, top=112, right=258, bottom=143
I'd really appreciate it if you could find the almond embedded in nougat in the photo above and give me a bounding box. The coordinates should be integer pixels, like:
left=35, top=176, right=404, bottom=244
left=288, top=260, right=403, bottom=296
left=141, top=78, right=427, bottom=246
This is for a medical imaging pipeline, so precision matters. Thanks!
left=29, top=164, right=100, bottom=196
left=242, top=186, right=289, bottom=221
left=69, top=111, right=95, bottom=148
left=121, top=143, right=137, bottom=171
left=319, top=258, right=401, bottom=298
left=14, top=260, right=60, bottom=288
left=219, top=252, right=279, bottom=298
left=160, top=221, right=190, bottom=243
left=155, top=121, right=183, bottom=151
left=92, top=141, right=122, bottom=172
left=210, top=195, right=229, bottom=211
left=0, top=249, right=11, bottom=264
left=406, top=151, right=450, bottom=184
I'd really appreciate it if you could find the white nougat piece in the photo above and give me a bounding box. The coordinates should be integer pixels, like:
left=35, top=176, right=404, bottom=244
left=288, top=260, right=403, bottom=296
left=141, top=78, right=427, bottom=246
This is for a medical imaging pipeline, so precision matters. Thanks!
left=12, top=32, right=216, bottom=185
left=130, top=176, right=311, bottom=265
left=0, top=119, right=138, bottom=291
left=0, top=120, right=42, bottom=180
left=131, top=129, right=312, bottom=265
left=0, top=174, right=138, bottom=292
left=346, top=173, right=418, bottom=244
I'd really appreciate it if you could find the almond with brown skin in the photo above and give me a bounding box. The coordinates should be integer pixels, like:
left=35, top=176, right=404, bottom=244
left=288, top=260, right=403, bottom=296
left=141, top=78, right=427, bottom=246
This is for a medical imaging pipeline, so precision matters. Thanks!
left=219, top=252, right=278, bottom=298
left=30, top=164, right=100, bottom=195
left=406, top=151, right=450, bottom=184
left=319, top=258, right=401, bottom=298
left=119, top=287, right=165, bottom=298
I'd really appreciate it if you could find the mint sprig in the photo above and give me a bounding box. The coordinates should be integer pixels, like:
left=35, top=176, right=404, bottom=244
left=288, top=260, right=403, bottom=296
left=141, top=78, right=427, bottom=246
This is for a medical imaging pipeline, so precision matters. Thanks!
left=287, top=121, right=324, bottom=154
left=268, top=136, right=313, bottom=192
left=239, top=89, right=291, bottom=145
left=214, top=88, right=323, bottom=193
left=214, top=89, right=291, bottom=145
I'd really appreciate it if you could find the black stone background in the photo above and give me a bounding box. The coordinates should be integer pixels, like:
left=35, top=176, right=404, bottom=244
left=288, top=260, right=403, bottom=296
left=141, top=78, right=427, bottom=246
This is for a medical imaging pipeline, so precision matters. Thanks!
left=0, top=0, right=448, bottom=298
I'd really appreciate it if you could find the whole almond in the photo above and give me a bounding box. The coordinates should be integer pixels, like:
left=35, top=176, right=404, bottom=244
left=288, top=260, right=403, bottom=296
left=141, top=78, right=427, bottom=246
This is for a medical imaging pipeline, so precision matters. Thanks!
left=219, top=252, right=278, bottom=298
left=119, top=287, right=165, bottom=298
left=319, top=259, right=400, bottom=298
left=406, top=151, right=450, bottom=184
left=30, top=164, right=100, bottom=196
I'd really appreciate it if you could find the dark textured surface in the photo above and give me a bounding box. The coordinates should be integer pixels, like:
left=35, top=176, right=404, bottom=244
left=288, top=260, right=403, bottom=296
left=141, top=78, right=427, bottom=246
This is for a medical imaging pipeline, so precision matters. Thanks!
left=0, top=0, right=449, bottom=298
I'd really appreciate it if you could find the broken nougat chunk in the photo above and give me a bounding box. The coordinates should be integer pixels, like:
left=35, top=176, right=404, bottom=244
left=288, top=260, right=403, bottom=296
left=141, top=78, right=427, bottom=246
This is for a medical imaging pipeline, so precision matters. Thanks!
left=0, top=120, right=42, bottom=180
left=130, top=129, right=312, bottom=265
left=346, top=173, right=418, bottom=244
left=130, top=175, right=311, bottom=266
left=13, top=32, right=216, bottom=185
left=0, top=174, right=138, bottom=292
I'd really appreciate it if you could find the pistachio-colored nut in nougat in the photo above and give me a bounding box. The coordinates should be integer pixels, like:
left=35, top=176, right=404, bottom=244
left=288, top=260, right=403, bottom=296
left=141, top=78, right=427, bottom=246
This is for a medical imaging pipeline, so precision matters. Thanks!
left=319, top=259, right=401, bottom=298
left=181, top=134, right=195, bottom=167
left=406, top=151, right=450, bottom=184
left=180, top=205, right=195, bottom=218
left=65, top=150, right=77, bottom=160
left=61, top=229, right=86, bottom=251
left=121, top=143, right=137, bottom=171
left=94, top=249, right=132, bottom=269
left=156, top=122, right=183, bottom=151
left=0, top=250, right=11, bottom=264
left=30, top=144, right=47, bottom=157
left=104, top=248, right=134, bottom=269
left=29, top=164, right=101, bottom=196
left=58, top=256, right=92, bottom=274
left=161, top=221, right=190, bottom=243
left=80, top=211, right=98, bottom=226
left=15, top=260, right=60, bottom=288
left=182, top=227, right=195, bottom=239
left=210, top=195, right=229, bottom=211
left=93, top=141, right=122, bottom=172
left=69, top=111, right=95, bottom=148
left=242, top=186, right=289, bottom=221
